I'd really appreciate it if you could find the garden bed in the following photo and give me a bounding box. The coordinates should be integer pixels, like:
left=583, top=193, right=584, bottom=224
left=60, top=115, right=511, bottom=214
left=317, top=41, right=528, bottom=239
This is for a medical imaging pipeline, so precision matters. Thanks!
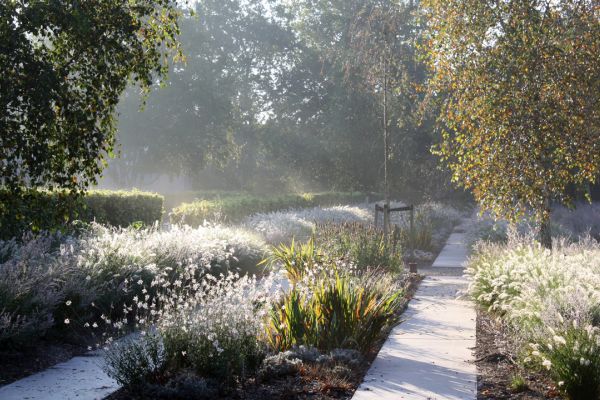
left=106, top=273, right=422, bottom=400
left=0, top=200, right=460, bottom=397
left=476, top=309, right=562, bottom=400
left=468, top=237, right=600, bottom=400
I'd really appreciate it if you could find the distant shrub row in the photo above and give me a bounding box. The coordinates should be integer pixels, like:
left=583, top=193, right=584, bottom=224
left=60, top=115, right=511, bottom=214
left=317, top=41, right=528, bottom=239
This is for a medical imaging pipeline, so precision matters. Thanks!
left=0, top=189, right=164, bottom=239
left=162, top=190, right=242, bottom=211
left=170, top=192, right=370, bottom=226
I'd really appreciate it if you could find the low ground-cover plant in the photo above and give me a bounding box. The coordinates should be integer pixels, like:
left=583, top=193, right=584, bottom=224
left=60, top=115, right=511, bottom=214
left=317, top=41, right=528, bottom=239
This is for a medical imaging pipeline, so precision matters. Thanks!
left=105, top=332, right=166, bottom=388
left=467, top=235, right=600, bottom=399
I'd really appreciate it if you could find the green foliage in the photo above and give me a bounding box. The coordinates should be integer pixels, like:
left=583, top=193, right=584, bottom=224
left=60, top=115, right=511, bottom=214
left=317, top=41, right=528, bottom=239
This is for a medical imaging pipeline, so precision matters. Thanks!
left=509, top=374, right=528, bottom=393
left=315, top=223, right=403, bottom=274
left=267, top=269, right=404, bottom=354
left=0, top=189, right=164, bottom=239
left=170, top=192, right=366, bottom=226
left=162, top=191, right=242, bottom=211
left=162, top=324, right=264, bottom=386
left=279, top=0, right=444, bottom=197
left=108, top=0, right=291, bottom=185
left=260, top=238, right=322, bottom=285
left=82, top=190, right=164, bottom=228
left=531, top=326, right=600, bottom=400
left=105, top=333, right=166, bottom=387
left=0, top=0, right=184, bottom=193
left=106, top=0, right=456, bottom=201
left=422, top=0, right=600, bottom=236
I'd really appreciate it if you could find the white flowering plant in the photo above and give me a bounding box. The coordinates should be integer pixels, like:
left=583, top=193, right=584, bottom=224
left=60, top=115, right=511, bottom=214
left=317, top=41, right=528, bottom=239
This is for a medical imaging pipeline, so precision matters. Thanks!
left=101, top=261, right=279, bottom=388
left=158, top=272, right=276, bottom=385
left=527, top=324, right=600, bottom=400
left=467, top=234, right=600, bottom=399
left=0, top=222, right=269, bottom=346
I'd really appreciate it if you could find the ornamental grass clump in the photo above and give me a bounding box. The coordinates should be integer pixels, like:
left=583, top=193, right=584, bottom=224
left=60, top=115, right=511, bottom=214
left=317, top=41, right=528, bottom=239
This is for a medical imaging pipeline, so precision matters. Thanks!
left=467, top=234, right=600, bottom=399
left=260, top=238, right=323, bottom=284
left=245, top=205, right=373, bottom=244
left=528, top=324, right=600, bottom=400
left=315, top=222, right=403, bottom=274
left=267, top=265, right=404, bottom=354
left=0, top=232, right=92, bottom=345
left=245, top=201, right=461, bottom=251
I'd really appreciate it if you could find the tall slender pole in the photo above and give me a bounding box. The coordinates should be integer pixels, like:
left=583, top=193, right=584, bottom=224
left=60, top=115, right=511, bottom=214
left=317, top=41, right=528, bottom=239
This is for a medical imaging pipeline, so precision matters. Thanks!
left=383, top=56, right=390, bottom=239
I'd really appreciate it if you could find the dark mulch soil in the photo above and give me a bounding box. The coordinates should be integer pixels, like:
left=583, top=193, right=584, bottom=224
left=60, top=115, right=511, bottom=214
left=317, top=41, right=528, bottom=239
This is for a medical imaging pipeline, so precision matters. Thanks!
left=108, top=273, right=423, bottom=400
left=0, top=339, right=89, bottom=386
left=107, top=365, right=365, bottom=400
left=476, top=309, right=563, bottom=400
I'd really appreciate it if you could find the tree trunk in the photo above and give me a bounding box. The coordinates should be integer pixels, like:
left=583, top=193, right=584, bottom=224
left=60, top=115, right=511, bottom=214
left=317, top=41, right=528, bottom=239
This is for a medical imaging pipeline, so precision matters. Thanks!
left=539, top=198, right=552, bottom=249
left=539, top=216, right=552, bottom=249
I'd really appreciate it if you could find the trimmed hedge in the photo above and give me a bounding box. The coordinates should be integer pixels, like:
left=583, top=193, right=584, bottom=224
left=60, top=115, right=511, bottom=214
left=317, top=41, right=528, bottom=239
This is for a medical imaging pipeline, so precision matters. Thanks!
left=0, top=189, right=164, bottom=239
left=170, top=192, right=369, bottom=226
left=81, top=190, right=164, bottom=227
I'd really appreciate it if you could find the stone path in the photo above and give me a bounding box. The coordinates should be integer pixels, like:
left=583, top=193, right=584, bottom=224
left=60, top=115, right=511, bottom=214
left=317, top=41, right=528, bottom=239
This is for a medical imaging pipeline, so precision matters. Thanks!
left=353, top=219, right=477, bottom=400
left=0, top=354, right=118, bottom=400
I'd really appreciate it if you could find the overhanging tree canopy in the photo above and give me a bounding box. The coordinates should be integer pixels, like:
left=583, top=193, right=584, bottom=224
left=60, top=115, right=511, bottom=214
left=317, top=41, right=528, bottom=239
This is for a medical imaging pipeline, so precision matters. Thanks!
left=0, top=0, right=184, bottom=193
left=422, top=0, right=600, bottom=245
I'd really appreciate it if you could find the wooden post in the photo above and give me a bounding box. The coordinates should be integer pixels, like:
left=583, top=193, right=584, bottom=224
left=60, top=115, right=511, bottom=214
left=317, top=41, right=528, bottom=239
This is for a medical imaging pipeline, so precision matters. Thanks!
left=383, top=203, right=390, bottom=239
left=408, top=262, right=418, bottom=273
left=374, top=204, right=380, bottom=228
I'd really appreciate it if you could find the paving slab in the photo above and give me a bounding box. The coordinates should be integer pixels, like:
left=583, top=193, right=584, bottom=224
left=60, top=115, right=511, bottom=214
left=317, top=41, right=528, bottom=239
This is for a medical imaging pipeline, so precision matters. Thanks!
left=0, top=355, right=119, bottom=400
left=353, top=221, right=477, bottom=400
left=431, top=232, right=469, bottom=268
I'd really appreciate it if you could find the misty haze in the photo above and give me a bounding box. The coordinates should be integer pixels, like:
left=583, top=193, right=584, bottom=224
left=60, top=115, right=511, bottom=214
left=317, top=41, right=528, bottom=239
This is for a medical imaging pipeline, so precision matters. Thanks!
left=1, top=1, right=599, bottom=399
